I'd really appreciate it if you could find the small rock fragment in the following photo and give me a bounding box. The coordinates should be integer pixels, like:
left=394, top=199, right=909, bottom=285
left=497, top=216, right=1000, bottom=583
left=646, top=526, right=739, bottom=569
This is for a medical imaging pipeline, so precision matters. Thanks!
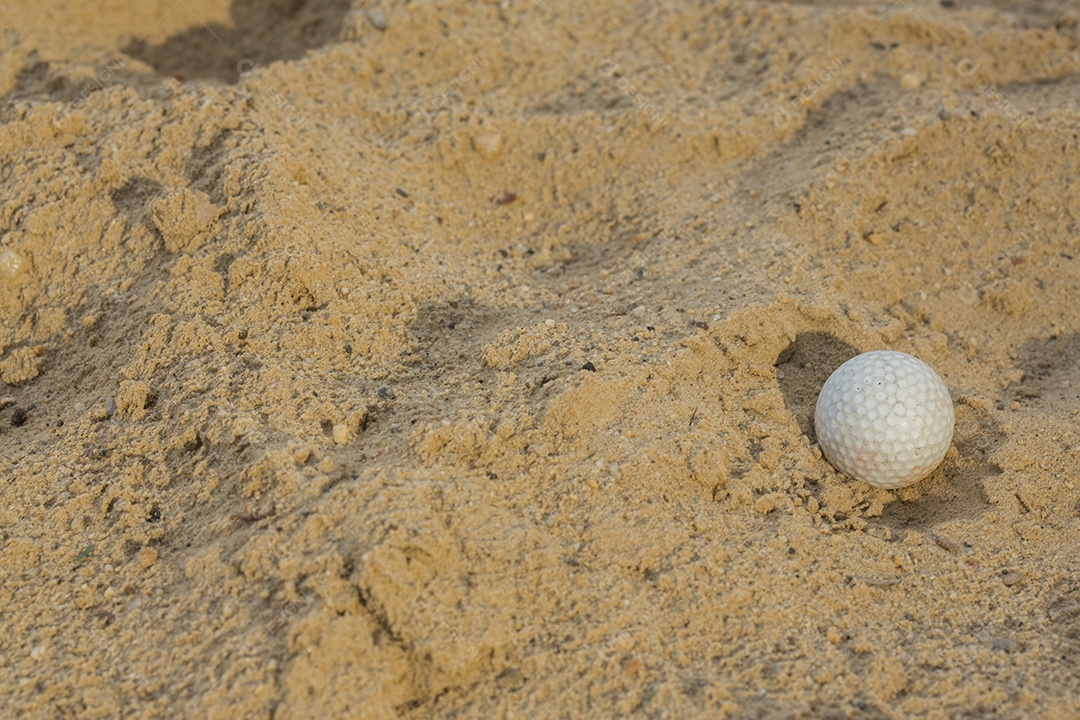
left=366, top=8, right=388, bottom=30
left=930, top=533, right=962, bottom=553
left=332, top=424, right=351, bottom=445
left=900, top=73, right=923, bottom=90
left=0, top=247, right=26, bottom=280
left=472, top=132, right=503, bottom=157
left=1001, top=571, right=1023, bottom=587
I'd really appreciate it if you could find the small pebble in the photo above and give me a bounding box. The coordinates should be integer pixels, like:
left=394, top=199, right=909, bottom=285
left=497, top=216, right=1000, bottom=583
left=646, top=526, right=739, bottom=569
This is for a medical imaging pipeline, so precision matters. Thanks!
left=901, top=127, right=918, bottom=137
left=365, top=8, right=388, bottom=30
left=105, top=396, right=117, bottom=419
left=11, top=407, right=27, bottom=426
left=0, top=247, right=25, bottom=280
left=582, top=361, right=596, bottom=372
left=631, top=305, right=646, bottom=317
left=472, top=132, right=502, bottom=157
left=332, top=424, right=351, bottom=445
left=930, top=533, right=962, bottom=553
left=900, top=73, right=923, bottom=90
left=378, top=387, right=396, bottom=400
left=1001, top=571, right=1023, bottom=587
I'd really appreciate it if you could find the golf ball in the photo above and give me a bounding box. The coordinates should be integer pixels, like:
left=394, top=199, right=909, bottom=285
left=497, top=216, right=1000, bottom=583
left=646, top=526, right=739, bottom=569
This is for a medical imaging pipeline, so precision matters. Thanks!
left=814, top=350, right=954, bottom=489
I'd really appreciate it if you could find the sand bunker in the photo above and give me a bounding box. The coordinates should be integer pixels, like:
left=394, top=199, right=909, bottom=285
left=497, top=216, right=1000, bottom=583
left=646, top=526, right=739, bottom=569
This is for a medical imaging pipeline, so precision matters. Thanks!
left=1, top=1, right=1078, bottom=717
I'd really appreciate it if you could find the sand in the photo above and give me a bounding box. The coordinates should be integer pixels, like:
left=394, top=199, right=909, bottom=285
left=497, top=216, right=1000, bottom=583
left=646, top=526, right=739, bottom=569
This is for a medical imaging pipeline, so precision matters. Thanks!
left=0, top=0, right=1078, bottom=717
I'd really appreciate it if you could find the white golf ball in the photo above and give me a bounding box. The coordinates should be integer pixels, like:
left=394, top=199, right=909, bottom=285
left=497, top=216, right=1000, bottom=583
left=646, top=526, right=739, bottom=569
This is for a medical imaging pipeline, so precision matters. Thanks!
left=814, top=350, right=954, bottom=489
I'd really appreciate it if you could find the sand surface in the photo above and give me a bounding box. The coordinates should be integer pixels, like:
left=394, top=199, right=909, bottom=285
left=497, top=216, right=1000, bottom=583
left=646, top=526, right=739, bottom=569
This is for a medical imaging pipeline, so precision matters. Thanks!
left=1, top=1, right=1078, bottom=718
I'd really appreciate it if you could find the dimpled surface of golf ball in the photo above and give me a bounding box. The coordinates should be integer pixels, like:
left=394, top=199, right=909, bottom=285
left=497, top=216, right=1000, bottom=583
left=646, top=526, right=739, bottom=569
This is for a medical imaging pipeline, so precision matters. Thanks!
left=814, top=350, right=954, bottom=489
